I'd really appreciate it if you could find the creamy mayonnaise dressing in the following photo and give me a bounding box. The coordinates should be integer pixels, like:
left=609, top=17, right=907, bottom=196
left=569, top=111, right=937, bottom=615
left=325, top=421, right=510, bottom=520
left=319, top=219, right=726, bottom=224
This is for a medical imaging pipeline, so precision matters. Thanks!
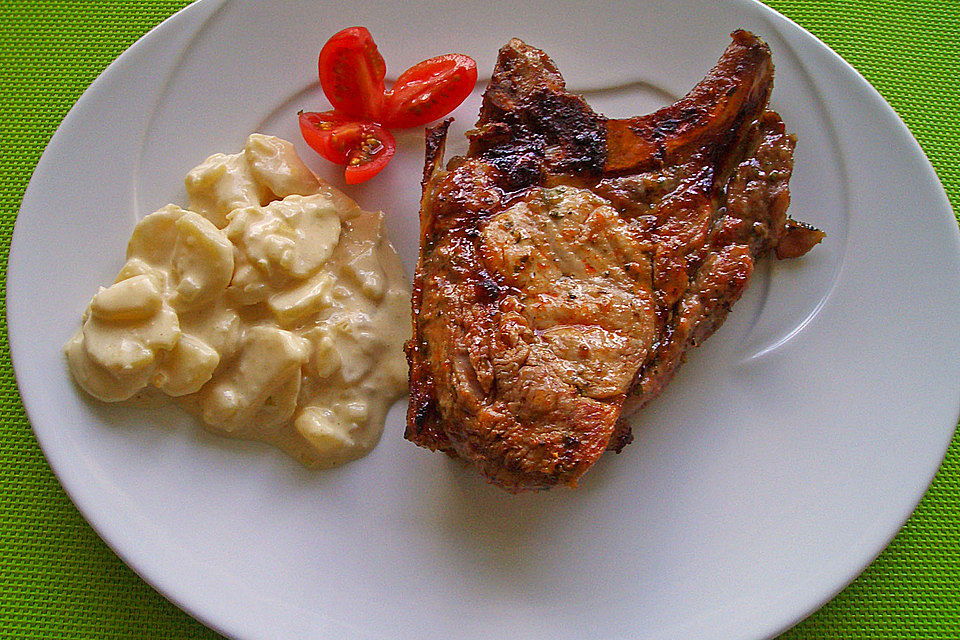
left=65, top=134, right=410, bottom=468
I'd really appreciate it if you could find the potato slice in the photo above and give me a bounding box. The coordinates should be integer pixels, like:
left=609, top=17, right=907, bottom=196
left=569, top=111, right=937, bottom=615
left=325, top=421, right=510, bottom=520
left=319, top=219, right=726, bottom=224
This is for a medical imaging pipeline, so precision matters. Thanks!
left=198, top=325, right=310, bottom=433
left=267, top=271, right=334, bottom=328
left=82, top=302, right=180, bottom=375
left=225, top=194, right=341, bottom=281
left=126, top=205, right=184, bottom=267
left=153, top=334, right=220, bottom=397
left=185, top=152, right=266, bottom=228
left=244, top=133, right=321, bottom=200
left=90, top=274, right=162, bottom=322
left=170, top=212, right=234, bottom=309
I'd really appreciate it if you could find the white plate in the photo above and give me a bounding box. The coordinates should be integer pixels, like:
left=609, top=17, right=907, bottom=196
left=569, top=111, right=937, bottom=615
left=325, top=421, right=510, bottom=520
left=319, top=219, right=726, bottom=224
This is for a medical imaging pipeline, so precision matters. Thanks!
left=9, top=1, right=960, bottom=639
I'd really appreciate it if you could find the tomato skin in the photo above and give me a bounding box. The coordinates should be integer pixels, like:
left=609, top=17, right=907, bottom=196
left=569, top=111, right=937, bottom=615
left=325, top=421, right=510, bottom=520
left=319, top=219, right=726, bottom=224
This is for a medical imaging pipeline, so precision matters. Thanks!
left=298, top=111, right=395, bottom=184
left=381, top=54, right=478, bottom=129
left=318, top=26, right=386, bottom=121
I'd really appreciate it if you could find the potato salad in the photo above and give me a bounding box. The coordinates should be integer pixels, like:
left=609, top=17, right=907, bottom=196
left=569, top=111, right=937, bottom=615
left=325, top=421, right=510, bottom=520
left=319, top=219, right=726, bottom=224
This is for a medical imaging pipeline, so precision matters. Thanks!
left=65, top=134, right=409, bottom=468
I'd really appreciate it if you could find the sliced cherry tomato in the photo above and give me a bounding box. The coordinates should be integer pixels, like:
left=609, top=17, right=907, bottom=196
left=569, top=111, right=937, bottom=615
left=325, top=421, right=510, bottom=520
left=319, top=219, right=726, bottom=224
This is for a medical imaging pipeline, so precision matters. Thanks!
left=299, top=110, right=396, bottom=184
left=304, top=29, right=478, bottom=183
left=318, top=26, right=386, bottom=122
left=381, top=54, right=477, bottom=129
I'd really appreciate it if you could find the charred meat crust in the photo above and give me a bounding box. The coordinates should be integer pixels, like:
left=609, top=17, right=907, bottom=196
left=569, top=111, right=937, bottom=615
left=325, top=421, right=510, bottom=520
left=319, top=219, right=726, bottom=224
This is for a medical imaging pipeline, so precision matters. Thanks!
left=467, top=38, right=607, bottom=188
left=405, top=118, right=455, bottom=453
left=406, top=31, right=823, bottom=492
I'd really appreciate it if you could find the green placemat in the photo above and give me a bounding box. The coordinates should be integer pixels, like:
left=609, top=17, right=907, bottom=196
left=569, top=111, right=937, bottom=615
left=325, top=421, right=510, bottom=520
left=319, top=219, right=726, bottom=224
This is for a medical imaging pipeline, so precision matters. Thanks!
left=1, top=1, right=957, bottom=638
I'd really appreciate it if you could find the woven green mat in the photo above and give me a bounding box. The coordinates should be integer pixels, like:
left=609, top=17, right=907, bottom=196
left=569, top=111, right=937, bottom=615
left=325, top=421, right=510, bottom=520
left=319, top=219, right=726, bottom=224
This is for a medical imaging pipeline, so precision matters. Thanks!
left=1, top=1, right=957, bottom=638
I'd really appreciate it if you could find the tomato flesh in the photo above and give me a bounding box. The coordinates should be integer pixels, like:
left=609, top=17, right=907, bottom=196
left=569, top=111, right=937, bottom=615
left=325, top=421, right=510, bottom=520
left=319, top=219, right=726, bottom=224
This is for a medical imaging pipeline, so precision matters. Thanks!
left=299, top=111, right=396, bottom=184
left=318, top=26, right=386, bottom=122
left=298, top=110, right=354, bottom=161
left=382, top=54, right=478, bottom=129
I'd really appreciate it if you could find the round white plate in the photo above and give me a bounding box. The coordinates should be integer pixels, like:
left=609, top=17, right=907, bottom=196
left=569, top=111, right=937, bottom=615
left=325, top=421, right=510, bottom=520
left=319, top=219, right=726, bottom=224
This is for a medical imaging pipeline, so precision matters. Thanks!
left=9, top=1, right=960, bottom=639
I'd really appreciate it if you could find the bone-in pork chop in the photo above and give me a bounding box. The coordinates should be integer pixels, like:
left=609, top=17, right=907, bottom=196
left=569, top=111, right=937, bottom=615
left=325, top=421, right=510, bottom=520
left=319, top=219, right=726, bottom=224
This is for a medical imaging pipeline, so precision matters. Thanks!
left=405, top=31, right=824, bottom=492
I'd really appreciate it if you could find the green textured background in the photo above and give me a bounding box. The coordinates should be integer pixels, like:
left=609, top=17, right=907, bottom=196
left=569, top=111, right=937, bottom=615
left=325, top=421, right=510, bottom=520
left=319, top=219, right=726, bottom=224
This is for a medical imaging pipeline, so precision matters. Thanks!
left=1, top=0, right=958, bottom=638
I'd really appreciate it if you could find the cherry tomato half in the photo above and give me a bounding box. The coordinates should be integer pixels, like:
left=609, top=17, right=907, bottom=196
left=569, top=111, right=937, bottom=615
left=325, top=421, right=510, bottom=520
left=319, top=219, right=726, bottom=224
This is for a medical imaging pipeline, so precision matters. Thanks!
left=381, top=54, right=478, bottom=129
left=318, top=26, right=386, bottom=122
left=299, top=110, right=396, bottom=184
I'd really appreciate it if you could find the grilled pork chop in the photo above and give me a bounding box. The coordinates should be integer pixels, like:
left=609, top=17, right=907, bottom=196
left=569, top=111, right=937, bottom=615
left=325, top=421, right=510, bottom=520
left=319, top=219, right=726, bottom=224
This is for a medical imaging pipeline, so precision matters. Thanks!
left=405, top=31, right=824, bottom=492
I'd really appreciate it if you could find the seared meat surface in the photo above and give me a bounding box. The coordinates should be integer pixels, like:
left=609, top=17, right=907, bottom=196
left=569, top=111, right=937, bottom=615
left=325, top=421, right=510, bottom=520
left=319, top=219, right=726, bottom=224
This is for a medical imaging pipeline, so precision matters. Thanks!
left=405, top=31, right=824, bottom=492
